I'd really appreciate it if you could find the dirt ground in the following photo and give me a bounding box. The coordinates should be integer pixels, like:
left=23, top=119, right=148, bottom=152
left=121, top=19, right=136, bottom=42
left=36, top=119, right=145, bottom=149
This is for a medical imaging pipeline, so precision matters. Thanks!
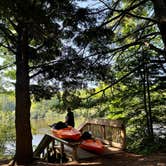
left=1, top=152, right=166, bottom=166
left=65, top=152, right=166, bottom=166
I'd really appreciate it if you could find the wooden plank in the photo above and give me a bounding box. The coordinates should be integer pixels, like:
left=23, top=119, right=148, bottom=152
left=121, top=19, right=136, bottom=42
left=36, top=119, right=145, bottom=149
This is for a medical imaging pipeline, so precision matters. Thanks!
left=110, top=141, right=124, bottom=149
left=46, top=133, right=80, bottom=147
left=46, top=133, right=80, bottom=161
left=86, top=119, right=124, bottom=128
left=121, top=124, right=126, bottom=149
left=33, top=135, right=53, bottom=157
left=78, top=119, right=124, bottom=131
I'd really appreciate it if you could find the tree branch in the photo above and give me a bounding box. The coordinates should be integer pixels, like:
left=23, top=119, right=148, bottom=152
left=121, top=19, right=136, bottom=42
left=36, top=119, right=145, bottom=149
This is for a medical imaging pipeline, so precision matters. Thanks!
left=126, top=12, right=158, bottom=23
left=82, top=63, right=143, bottom=100
left=99, top=0, right=148, bottom=28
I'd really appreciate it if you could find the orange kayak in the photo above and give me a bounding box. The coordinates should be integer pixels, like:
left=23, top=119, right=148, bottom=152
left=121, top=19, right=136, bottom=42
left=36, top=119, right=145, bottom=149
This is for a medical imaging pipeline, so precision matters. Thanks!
left=51, top=126, right=81, bottom=141
left=80, top=139, right=104, bottom=154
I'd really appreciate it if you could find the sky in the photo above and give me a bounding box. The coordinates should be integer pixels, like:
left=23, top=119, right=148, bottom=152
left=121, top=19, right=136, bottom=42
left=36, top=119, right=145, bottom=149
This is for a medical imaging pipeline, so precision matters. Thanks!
left=0, top=57, right=3, bottom=65
left=78, top=0, right=102, bottom=8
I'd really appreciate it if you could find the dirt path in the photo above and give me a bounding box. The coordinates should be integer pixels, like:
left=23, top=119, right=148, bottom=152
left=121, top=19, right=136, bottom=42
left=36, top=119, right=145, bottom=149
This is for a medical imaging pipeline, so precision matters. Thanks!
left=89, top=152, right=166, bottom=166
left=65, top=152, right=166, bottom=166
left=1, top=152, right=166, bottom=166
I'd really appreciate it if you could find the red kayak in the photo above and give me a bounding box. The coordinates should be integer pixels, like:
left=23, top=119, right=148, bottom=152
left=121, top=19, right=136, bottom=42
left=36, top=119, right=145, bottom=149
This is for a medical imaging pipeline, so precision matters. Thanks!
left=80, top=139, right=104, bottom=154
left=51, top=126, right=81, bottom=141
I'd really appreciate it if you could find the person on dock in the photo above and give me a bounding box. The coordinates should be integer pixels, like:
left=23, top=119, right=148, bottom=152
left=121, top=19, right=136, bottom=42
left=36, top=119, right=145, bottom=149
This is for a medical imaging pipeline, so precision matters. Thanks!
left=65, top=107, right=75, bottom=127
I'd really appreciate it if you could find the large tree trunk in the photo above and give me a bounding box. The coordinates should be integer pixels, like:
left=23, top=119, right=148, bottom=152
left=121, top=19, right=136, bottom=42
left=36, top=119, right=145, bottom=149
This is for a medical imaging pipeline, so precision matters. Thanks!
left=15, top=25, right=33, bottom=164
left=151, top=0, right=166, bottom=50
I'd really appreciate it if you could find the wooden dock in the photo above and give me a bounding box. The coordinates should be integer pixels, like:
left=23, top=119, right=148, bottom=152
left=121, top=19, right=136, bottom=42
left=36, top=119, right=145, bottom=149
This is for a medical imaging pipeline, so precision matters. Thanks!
left=33, top=119, right=125, bottom=163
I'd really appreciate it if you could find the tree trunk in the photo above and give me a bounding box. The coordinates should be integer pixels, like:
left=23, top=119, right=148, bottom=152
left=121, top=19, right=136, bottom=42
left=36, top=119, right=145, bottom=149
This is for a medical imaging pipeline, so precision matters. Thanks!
left=151, top=0, right=166, bottom=50
left=145, top=63, right=153, bottom=137
left=142, top=60, right=151, bottom=136
left=141, top=51, right=154, bottom=138
left=15, top=25, right=33, bottom=164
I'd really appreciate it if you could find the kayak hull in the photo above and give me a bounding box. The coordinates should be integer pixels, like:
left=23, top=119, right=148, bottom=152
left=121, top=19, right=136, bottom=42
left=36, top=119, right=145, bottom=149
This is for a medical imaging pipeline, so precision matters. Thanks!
left=80, top=139, right=104, bottom=154
left=51, top=126, right=81, bottom=141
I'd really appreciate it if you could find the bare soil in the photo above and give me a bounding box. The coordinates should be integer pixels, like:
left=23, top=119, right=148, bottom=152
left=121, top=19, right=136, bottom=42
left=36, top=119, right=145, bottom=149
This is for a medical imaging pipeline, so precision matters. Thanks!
left=1, top=152, right=166, bottom=166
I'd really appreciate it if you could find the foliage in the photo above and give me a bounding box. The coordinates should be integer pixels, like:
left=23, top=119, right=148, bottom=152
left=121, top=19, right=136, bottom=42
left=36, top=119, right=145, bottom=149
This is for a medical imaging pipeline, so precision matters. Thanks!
left=0, top=110, right=15, bottom=157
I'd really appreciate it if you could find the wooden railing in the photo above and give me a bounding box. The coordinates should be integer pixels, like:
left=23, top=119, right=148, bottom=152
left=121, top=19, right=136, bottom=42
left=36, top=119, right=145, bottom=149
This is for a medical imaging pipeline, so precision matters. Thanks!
left=78, top=119, right=126, bottom=149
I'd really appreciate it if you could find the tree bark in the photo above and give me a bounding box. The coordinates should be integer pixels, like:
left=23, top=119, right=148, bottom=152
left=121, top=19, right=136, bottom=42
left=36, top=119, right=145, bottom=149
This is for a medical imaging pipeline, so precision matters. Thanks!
left=145, top=63, right=153, bottom=137
left=151, top=0, right=166, bottom=50
left=15, top=25, right=33, bottom=164
left=142, top=59, right=151, bottom=137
